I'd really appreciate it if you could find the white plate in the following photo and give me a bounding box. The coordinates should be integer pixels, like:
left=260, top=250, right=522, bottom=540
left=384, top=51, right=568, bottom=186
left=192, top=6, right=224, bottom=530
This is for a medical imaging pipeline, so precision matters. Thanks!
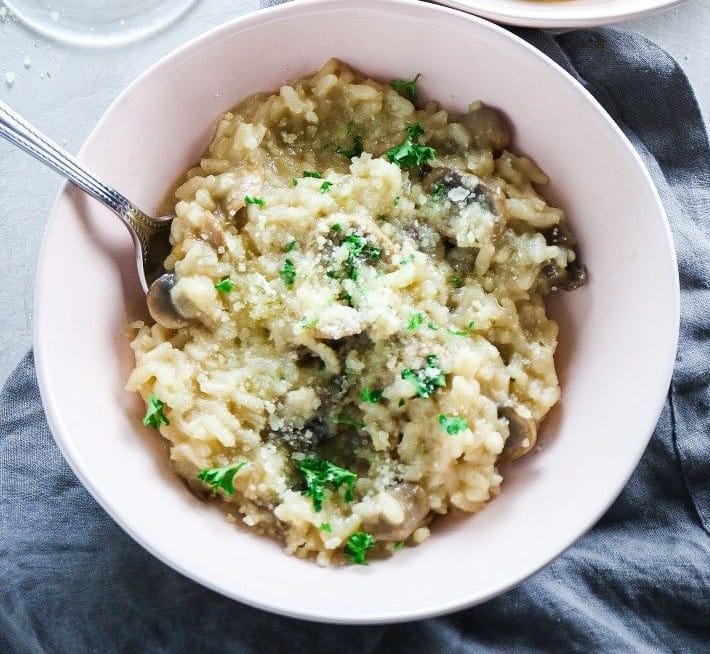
left=436, top=0, right=687, bottom=28
left=34, top=0, right=678, bottom=624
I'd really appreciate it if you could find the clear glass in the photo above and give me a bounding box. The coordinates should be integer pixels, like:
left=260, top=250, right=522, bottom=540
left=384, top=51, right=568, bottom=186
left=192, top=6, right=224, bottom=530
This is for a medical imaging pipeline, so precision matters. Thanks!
left=4, top=0, right=200, bottom=47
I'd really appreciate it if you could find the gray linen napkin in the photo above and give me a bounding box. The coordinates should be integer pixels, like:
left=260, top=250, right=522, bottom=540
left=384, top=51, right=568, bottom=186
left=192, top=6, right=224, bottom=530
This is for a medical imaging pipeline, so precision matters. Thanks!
left=1, top=28, right=708, bottom=654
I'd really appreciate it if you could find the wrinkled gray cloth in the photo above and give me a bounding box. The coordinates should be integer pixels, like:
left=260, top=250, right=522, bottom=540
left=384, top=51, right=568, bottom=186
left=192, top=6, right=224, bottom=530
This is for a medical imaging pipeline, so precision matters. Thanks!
left=1, top=27, right=708, bottom=654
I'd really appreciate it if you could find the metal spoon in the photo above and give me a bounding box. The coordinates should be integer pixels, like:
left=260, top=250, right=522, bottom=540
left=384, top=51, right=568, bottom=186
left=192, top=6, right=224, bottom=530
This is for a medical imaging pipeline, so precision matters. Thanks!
left=0, top=100, right=189, bottom=328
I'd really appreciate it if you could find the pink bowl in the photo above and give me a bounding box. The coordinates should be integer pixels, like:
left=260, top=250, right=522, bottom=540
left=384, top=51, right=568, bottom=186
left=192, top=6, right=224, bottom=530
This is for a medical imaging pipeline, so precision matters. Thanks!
left=34, top=0, right=678, bottom=623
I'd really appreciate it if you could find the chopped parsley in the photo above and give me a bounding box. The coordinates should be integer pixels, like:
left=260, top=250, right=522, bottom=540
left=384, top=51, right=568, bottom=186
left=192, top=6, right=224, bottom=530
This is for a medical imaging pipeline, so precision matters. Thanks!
left=331, top=223, right=342, bottom=233
left=197, top=461, right=248, bottom=496
left=320, top=523, right=332, bottom=533
left=427, top=322, right=439, bottom=331
left=438, top=414, right=469, bottom=435
left=303, top=170, right=323, bottom=179
left=335, top=415, right=365, bottom=430
left=401, top=355, right=446, bottom=398
left=393, top=540, right=405, bottom=551
left=449, top=275, right=464, bottom=289
left=291, top=177, right=298, bottom=187
left=390, top=73, right=421, bottom=101
left=214, top=277, right=234, bottom=293
left=337, top=132, right=364, bottom=159
left=407, top=312, right=426, bottom=330
left=300, top=316, right=319, bottom=329
left=431, top=181, right=447, bottom=201
left=320, top=181, right=333, bottom=193
left=297, top=458, right=357, bottom=512
left=447, top=321, right=475, bottom=336
left=344, top=531, right=374, bottom=564
left=341, top=233, right=382, bottom=281
left=142, top=394, right=169, bottom=428
left=398, top=398, right=406, bottom=407
left=399, top=254, right=415, bottom=266
left=386, top=123, right=436, bottom=169
left=280, top=259, right=296, bottom=288
left=359, top=388, right=383, bottom=404
left=338, top=290, right=353, bottom=306
left=284, top=240, right=298, bottom=253
left=244, top=195, right=265, bottom=207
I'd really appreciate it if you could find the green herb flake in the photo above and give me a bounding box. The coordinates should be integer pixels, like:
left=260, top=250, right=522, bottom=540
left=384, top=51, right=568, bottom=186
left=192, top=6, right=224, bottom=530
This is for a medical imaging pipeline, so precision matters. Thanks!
left=303, top=170, right=323, bottom=179
left=142, top=394, right=170, bottom=429
left=431, top=181, right=447, bottom=201
left=406, top=312, right=426, bottom=330
left=449, top=276, right=464, bottom=289
left=320, top=522, right=332, bottom=533
left=331, top=223, right=342, bottom=233
left=344, top=531, right=374, bottom=565
left=300, top=316, right=319, bottom=329
left=337, top=132, right=364, bottom=159
left=447, top=321, right=475, bottom=337
left=197, top=461, right=248, bottom=496
left=427, top=322, right=439, bottom=331
left=244, top=195, right=266, bottom=207
left=438, top=414, right=469, bottom=435
left=359, top=388, right=383, bottom=404
left=338, top=290, right=353, bottom=306
left=291, top=177, right=298, bottom=187
left=335, top=415, right=365, bottom=430
left=297, top=458, right=357, bottom=512
left=214, top=277, right=234, bottom=293
left=280, top=259, right=296, bottom=288
left=284, top=240, right=298, bottom=253
left=320, top=181, right=334, bottom=193
left=399, top=254, right=415, bottom=266
left=390, top=73, right=421, bottom=101
left=393, top=196, right=400, bottom=206
left=386, top=123, right=436, bottom=169
left=341, top=233, right=382, bottom=281
left=398, top=398, right=406, bottom=407
left=393, top=540, right=405, bottom=551
left=401, top=354, right=446, bottom=398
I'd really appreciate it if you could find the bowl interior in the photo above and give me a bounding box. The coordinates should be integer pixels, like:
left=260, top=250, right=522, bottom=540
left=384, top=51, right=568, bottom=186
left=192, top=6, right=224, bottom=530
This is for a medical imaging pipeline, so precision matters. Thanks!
left=438, top=0, right=684, bottom=27
left=34, top=0, right=678, bottom=623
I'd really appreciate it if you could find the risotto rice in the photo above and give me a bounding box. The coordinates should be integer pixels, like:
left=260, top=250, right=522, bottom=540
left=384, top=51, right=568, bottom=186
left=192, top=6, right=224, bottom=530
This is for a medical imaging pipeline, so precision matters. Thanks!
left=126, top=59, right=585, bottom=565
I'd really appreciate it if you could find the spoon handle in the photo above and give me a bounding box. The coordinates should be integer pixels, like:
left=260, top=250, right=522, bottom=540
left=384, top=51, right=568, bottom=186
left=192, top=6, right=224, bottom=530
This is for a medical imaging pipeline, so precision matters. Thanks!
left=0, top=100, right=162, bottom=231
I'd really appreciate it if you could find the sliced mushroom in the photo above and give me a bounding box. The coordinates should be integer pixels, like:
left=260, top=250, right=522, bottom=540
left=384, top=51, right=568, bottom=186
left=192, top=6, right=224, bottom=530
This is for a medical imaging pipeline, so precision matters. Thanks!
left=460, top=102, right=511, bottom=153
left=364, top=483, right=430, bottom=541
left=541, top=259, right=587, bottom=291
left=540, top=224, right=576, bottom=247
left=499, top=406, right=537, bottom=462
left=202, top=213, right=225, bottom=248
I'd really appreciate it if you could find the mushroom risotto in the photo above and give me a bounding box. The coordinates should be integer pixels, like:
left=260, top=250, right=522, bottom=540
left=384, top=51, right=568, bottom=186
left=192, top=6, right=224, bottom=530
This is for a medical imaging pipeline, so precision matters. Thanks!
left=126, top=59, right=585, bottom=565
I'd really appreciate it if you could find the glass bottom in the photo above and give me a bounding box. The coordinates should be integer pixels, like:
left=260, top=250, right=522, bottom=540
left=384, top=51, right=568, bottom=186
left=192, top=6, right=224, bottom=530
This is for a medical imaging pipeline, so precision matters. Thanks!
left=4, top=0, right=200, bottom=47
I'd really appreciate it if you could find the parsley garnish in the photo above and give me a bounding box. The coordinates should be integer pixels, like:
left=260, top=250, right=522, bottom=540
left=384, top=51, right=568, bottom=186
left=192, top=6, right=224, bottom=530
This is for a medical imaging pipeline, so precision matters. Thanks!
left=359, top=388, right=383, bottom=404
left=393, top=197, right=400, bottom=206
left=197, top=461, right=248, bottom=495
left=431, top=181, right=447, bottom=201
left=142, top=394, right=169, bottom=428
left=398, top=398, right=406, bottom=407
left=341, top=233, right=382, bottom=281
left=335, top=415, right=365, bottom=430
left=244, top=195, right=265, bottom=206
left=214, top=277, right=234, bottom=293
left=338, top=290, right=353, bottom=306
left=345, top=531, right=374, bottom=564
left=427, top=322, right=439, bottom=330
left=300, top=316, right=319, bottom=329
left=407, top=312, right=426, bottom=330
left=280, top=259, right=296, bottom=288
left=393, top=540, right=405, bottom=551
left=303, top=170, right=323, bottom=179
left=291, top=177, right=298, bottom=187
left=390, top=73, right=421, bottom=101
left=447, top=321, right=475, bottom=336
left=449, top=275, right=464, bottom=289
left=284, top=240, right=298, bottom=253
left=297, top=458, right=357, bottom=512
left=320, top=522, right=332, bottom=533
left=438, top=414, right=468, bottom=435
left=337, top=132, right=364, bottom=159
left=386, top=123, right=436, bottom=169
left=399, top=254, right=415, bottom=266
left=401, top=355, right=446, bottom=398
left=331, top=223, right=342, bottom=233
left=320, top=181, right=333, bottom=193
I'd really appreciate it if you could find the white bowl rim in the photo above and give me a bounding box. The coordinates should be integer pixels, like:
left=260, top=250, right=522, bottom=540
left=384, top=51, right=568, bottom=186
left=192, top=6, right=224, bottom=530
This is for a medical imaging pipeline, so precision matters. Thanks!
left=436, top=0, right=688, bottom=28
left=33, top=0, right=680, bottom=624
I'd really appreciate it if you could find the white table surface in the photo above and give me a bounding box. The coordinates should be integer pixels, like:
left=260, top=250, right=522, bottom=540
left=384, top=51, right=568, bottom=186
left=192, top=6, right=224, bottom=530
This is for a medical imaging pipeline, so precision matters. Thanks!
left=0, top=0, right=707, bottom=383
